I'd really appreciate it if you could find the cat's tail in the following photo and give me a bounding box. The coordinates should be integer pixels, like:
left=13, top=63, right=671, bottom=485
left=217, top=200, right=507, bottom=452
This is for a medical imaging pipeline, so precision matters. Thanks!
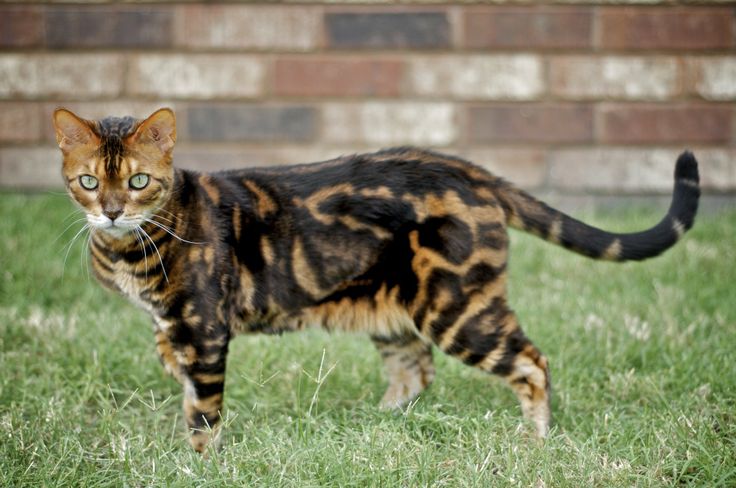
left=496, top=151, right=700, bottom=261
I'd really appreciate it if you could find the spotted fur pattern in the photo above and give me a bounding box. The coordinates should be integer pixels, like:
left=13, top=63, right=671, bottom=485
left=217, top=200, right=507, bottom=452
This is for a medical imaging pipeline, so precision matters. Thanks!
left=53, top=108, right=700, bottom=452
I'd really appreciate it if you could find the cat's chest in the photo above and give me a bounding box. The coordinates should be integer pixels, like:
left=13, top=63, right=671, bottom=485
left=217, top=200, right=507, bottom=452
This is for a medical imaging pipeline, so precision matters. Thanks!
left=109, top=267, right=155, bottom=312
left=89, top=236, right=168, bottom=315
left=94, top=255, right=159, bottom=314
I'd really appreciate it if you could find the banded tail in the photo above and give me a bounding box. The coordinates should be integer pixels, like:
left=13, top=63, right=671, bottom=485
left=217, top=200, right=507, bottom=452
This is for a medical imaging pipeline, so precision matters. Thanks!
left=497, top=151, right=700, bottom=261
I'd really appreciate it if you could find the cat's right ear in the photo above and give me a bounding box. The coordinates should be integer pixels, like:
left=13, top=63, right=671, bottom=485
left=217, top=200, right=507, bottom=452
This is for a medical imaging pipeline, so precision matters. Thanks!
left=128, top=108, right=177, bottom=155
left=52, top=108, right=99, bottom=154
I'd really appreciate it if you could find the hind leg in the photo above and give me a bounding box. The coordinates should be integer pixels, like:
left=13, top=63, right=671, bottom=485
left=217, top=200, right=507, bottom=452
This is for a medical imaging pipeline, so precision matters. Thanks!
left=371, top=332, right=435, bottom=409
left=423, top=295, right=551, bottom=437
left=495, top=336, right=551, bottom=437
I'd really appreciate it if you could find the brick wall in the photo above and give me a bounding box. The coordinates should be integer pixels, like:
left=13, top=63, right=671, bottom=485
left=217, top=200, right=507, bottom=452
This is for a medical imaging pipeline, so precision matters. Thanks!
left=1, top=1, right=735, bottom=199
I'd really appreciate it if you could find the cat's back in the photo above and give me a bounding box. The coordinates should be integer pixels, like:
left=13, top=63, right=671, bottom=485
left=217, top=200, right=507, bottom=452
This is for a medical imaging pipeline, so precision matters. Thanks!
left=214, top=146, right=499, bottom=203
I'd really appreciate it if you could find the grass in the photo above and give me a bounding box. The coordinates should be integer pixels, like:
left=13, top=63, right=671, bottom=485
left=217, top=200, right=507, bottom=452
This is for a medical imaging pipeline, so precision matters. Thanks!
left=1, top=192, right=735, bottom=487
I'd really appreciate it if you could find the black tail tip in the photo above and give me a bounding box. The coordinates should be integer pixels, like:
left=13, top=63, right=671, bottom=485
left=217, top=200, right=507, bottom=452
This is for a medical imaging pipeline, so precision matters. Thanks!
left=675, top=151, right=699, bottom=183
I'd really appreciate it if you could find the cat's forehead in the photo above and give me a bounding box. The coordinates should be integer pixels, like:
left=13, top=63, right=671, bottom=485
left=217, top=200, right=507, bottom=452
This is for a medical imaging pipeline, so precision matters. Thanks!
left=96, top=116, right=139, bottom=138
left=91, top=116, right=141, bottom=177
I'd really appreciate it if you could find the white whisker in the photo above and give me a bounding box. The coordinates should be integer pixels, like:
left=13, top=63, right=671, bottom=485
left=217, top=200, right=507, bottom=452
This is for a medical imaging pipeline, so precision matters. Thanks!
left=151, top=213, right=176, bottom=225
left=139, top=226, right=169, bottom=284
left=62, top=224, right=90, bottom=282
left=54, top=217, right=87, bottom=245
left=134, top=227, right=149, bottom=281
left=82, top=230, right=92, bottom=281
left=152, top=208, right=181, bottom=227
left=156, top=208, right=179, bottom=220
left=61, top=208, right=84, bottom=223
left=144, top=218, right=205, bottom=245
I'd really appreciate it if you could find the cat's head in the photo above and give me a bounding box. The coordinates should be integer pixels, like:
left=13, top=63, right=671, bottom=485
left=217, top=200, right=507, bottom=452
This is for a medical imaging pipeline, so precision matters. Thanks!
left=53, top=108, right=176, bottom=238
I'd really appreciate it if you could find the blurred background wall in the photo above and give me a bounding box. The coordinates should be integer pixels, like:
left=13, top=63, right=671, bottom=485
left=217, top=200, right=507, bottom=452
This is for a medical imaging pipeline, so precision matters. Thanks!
left=1, top=1, right=734, bottom=205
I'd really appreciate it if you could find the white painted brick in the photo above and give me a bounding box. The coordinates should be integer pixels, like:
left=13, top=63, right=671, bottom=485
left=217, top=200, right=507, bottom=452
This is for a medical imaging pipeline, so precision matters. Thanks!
left=0, top=54, right=124, bottom=99
left=696, top=149, right=736, bottom=192
left=549, top=148, right=681, bottom=193
left=323, top=102, right=457, bottom=146
left=0, top=146, right=62, bottom=188
left=692, top=58, right=736, bottom=101
left=128, top=55, right=265, bottom=99
left=408, top=55, right=544, bottom=100
left=175, top=6, right=321, bottom=51
left=550, top=56, right=679, bottom=100
left=549, top=148, right=736, bottom=193
left=174, top=144, right=376, bottom=172
left=457, top=148, right=547, bottom=188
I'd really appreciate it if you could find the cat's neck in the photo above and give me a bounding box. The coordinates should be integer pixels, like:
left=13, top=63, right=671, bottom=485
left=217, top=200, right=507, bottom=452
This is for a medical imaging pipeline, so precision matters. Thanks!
left=90, top=217, right=167, bottom=253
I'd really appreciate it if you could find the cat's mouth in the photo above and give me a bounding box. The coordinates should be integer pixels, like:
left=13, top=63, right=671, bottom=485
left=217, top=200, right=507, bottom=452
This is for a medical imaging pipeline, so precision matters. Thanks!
left=87, top=214, right=143, bottom=237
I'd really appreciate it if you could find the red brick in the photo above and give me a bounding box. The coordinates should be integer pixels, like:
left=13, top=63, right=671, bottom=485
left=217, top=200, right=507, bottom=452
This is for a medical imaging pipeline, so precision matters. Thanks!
left=463, top=7, right=592, bottom=49
left=599, top=105, right=732, bottom=144
left=600, top=7, right=733, bottom=50
left=0, top=102, right=43, bottom=143
left=0, top=6, right=43, bottom=47
left=273, top=58, right=404, bottom=97
left=468, top=104, right=593, bottom=144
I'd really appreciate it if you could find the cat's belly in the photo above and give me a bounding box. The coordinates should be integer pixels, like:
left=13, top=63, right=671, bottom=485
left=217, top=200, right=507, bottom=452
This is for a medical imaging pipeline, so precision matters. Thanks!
left=231, top=293, right=417, bottom=338
left=299, top=296, right=416, bottom=336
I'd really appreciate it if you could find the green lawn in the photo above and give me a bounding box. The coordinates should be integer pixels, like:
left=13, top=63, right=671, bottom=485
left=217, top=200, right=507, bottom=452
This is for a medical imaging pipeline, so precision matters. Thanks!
left=1, top=192, right=734, bottom=487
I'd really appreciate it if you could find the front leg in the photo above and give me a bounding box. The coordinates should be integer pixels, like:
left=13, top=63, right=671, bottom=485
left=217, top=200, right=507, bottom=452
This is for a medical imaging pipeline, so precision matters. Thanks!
left=182, top=339, right=230, bottom=453
left=155, top=319, right=230, bottom=452
left=154, top=325, right=184, bottom=383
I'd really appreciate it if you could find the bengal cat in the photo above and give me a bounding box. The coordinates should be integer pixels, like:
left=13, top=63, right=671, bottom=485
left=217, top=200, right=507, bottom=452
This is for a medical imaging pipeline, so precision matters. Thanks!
left=53, top=108, right=700, bottom=452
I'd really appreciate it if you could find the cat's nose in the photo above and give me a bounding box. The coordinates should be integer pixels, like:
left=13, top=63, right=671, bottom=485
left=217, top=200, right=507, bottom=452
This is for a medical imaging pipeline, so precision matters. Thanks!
left=103, top=209, right=123, bottom=221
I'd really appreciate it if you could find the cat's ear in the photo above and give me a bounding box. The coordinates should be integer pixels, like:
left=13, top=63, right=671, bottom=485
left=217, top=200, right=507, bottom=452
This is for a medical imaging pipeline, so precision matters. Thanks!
left=52, top=108, right=99, bottom=154
left=129, top=108, right=176, bottom=154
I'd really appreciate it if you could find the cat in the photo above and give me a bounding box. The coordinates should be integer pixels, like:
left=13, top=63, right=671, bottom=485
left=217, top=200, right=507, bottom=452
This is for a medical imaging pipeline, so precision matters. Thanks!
left=53, top=107, right=700, bottom=452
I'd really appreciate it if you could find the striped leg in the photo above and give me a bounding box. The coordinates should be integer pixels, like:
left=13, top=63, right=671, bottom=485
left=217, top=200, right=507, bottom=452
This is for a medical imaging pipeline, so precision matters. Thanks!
left=180, top=345, right=228, bottom=453
left=183, top=371, right=225, bottom=453
left=154, top=328, right=184, bottom=383
left=430, top=297, right=551, bottom=437
left=156, top=320, right=229, bottom=453
left=371, top=332, right=435, bottom=409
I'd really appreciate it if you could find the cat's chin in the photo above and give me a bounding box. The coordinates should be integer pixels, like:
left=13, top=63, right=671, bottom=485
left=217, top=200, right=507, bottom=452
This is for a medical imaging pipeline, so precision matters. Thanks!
left=86, top=214, right=142, bottom=239
left=96, top=224, right=136, bottom=239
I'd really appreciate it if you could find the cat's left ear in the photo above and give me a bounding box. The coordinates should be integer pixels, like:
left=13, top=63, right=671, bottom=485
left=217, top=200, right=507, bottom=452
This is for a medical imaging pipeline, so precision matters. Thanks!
left=128, top=108, right=176, bottom=154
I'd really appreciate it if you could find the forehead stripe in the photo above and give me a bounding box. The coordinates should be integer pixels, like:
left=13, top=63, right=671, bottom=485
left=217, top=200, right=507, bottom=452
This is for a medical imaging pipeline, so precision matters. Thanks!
left=94, top=116, right=139, bottom=178
left=100, top=136, right=124, bottom=177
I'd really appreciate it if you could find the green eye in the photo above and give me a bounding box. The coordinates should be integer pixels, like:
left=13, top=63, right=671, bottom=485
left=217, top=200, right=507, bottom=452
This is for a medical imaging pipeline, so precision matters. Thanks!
left=129, top=173, right=150, bottom=190
left=79, top=175, right=98, bottom=190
